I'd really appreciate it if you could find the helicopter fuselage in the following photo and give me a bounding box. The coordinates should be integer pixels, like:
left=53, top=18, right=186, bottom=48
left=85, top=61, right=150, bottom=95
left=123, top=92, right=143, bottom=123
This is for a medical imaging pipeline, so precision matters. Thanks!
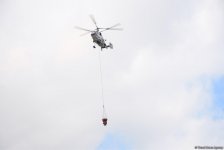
left=91, top=31, right=107, bottom=49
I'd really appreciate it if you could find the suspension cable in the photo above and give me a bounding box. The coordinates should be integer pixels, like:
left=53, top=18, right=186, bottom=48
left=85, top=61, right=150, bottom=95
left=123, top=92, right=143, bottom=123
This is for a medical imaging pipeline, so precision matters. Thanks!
left=98, top=50, right=106, bottom=117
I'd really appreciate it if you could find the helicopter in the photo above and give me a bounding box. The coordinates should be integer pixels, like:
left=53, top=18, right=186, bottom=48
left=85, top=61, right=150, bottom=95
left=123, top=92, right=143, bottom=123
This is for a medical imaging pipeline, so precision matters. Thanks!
left=75, top=15, right=123, bottom=50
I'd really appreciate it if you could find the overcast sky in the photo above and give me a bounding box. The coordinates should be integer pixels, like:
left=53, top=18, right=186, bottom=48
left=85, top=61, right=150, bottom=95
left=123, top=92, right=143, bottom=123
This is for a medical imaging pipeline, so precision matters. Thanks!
left=1, top=0, right=224, bottom=149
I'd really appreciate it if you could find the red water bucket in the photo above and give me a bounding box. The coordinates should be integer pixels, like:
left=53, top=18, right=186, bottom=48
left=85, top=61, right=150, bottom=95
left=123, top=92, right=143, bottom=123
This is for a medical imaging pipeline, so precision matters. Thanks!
left=102, top=118, right=108, bottom=126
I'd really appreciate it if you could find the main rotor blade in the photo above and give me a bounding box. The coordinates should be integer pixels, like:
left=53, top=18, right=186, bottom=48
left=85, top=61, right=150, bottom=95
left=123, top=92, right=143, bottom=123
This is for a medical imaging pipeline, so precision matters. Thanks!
left=101, top=28, right=123, bottom=32
left=80, top=31, right=92, bottom=36
left=99, top=23, right=121, bottom=30
left=107, top=23, right=121, bottom=29
left=106, top=28, right=123, bottom=30
left=100, top=23, right=123, bottom=32
left=75, top=26, right=92, bottom=32
left=89, top=15, right=98, bottom=28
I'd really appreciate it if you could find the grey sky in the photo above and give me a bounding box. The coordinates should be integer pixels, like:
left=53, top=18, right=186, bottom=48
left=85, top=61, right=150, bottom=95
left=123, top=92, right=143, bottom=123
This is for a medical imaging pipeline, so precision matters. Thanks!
left=1, top=0, right=224, bottom=149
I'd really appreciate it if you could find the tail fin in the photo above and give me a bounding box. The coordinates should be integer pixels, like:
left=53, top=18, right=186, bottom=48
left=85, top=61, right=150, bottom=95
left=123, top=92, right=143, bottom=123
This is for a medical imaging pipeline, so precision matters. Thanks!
left=109, top=43, right=113, bottom=49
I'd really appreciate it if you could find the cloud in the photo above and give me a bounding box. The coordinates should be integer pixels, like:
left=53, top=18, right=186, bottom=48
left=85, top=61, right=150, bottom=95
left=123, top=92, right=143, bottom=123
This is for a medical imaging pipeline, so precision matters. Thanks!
left=0, top=0, right=224, bottom=150
left=102, top=0, right=224, bottom=149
